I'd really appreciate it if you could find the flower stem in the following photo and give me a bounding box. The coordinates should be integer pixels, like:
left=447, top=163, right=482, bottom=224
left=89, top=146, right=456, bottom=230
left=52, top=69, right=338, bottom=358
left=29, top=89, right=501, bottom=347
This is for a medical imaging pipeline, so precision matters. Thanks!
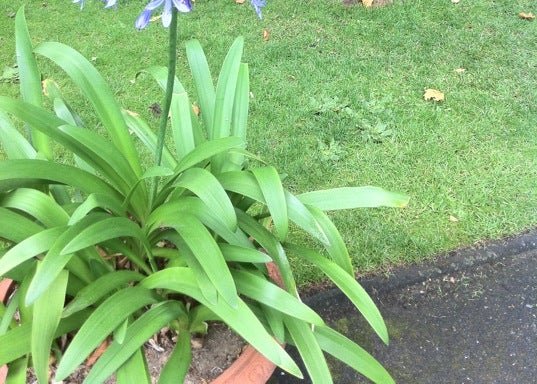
left=152, top=7, right=178, bottom=201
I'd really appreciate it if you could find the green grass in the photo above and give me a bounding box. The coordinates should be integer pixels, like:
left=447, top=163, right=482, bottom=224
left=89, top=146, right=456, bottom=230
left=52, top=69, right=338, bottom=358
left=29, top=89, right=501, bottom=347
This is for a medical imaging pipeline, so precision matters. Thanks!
left=1, top=0, right=536, bottom=284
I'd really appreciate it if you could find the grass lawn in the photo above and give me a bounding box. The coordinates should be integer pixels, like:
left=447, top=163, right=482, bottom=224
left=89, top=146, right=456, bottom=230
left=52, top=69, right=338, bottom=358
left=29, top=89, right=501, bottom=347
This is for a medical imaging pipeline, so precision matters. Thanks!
left=1, top=0, right=536, bottom=284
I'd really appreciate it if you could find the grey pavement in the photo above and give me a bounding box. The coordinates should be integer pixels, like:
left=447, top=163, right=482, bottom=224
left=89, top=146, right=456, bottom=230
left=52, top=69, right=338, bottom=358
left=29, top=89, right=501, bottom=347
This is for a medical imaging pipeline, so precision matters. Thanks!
left=271, top=231, right=537, bottom=384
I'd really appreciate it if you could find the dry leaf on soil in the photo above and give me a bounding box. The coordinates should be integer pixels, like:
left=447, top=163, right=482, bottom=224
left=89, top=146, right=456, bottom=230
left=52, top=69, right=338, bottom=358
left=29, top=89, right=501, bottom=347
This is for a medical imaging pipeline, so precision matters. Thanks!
left=424, top=89, right=445, bottom=102
left=263, top=29, right=270, bottom=41
left=362, top=0, right=374, bottom=7
left=518, top=12, right=535, bottom=20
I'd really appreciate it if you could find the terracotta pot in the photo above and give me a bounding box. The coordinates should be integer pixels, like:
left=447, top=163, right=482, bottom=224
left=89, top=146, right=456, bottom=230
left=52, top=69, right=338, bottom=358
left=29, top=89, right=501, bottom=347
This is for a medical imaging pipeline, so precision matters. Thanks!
left=212, top=262, right=283, bottom=383
left=0, top=278, right=14, bottom=384
left=0, top=263, right=284, bottom=384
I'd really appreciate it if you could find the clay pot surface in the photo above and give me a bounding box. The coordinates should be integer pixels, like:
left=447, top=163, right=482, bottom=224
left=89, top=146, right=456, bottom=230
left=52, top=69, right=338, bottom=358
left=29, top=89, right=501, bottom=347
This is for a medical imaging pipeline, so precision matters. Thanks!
left=0, top=279, right=14, bottom=384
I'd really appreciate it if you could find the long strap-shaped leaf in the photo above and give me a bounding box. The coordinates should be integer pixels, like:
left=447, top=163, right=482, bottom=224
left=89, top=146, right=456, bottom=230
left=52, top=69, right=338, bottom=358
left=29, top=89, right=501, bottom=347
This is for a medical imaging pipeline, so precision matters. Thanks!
left=1, top=188, right=69, bottom=228
left=185, top=39, right=215, bottom=136
left=0, top=111, right=35, bottom=159
left=62, top=270, right=145, bottom=318
left=174, top=167, right=237, bottom=230
left=55, top=287, right=158, bottom=381
left=0, top=159, right=121, bottom=198
left=25, top=214, right=110, bottom=305
left=84, top=301, right=184, bottom=384
left=315, top=325, right=395, bottom=384
left=236, top=209, right=298, bottom=297
left=0, top=207, right=43, bottom=243
left=286, top=244, right=389, bottom=344
left=116, top=348, right=151, bottom=384
left=251, top=166, right=288, bottom=241
left=0, top=309, right=91, bottom=366
left=163, top=214, right=239, bottom=308
left=158, top=330, right=191, bottom=384
left=170, top=91, right=196, bottom=161
left=225, top=63, right=249, bottom=172
left=32, top=268, right=68, bottom=384
left=15, top=7, right=51, bottom=159
left=141, top=268, right=303, bottom=379
left=232, top=269, right=323, bottom=326
left=298, top=186, right=409, bottom=210
left=0, top=226, right=65, bottom=277
left=284, top=316, right=333, bottom=384
left=34, top=42, right=142, bottom=177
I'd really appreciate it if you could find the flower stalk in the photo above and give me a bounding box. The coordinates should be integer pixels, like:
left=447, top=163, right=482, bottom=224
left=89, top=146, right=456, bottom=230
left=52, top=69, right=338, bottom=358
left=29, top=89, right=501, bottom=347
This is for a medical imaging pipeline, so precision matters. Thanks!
left=152, top=6, right=178, bottom=199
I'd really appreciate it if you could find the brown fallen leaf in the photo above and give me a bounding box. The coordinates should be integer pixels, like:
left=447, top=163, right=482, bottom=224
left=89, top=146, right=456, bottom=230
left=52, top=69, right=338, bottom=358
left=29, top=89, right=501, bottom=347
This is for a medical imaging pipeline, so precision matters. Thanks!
left=86, top=340, right=110, bottom=367
left=192, top=103, right=200, bottom=116
left=424, top=88, right=445, bottom=102
left=263, top=29, right=270, bottom=41
left=518, top=12, right=535, bottom=20
left=235, top=0, right=245, bottom=3
left=362, top=0, right=374, bottom=7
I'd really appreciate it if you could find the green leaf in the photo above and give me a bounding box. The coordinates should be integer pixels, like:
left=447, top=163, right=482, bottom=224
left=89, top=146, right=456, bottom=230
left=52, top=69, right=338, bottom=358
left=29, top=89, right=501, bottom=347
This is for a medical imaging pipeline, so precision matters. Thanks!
left=284, top=316, right=333, bottom=384
left=141, top=268, right=303, bottom=379
left=1, top=188, right=69, bottom=227
left=138, top=66, right=185, bottom=94
left=158, top=330, right=191, bottom=384
left=164, top=214, right=239, bottom=308
left=55, top=287, right=158, bottom=381
left=0, top=159, right=121, bottom=198
left=315, top=326, right=395, bottom=384
left=0, top=226, right=65, bottom=277
left=84, top=301, right=185, bottom=384
left=170, top=92, right=196, bottom=161
left=116, top=348, right=151, bottom=384
left=60, top=217, right=146, bottom=255
left=211, top=37, right=244, bottom=172
left=5, top=356, right=28, bottom=384
left=225, top=63, right=249, bottom=171
left=232, top=269, right=324, bottom=326
left=123, top=109, right=177, bottom=170
left=218, top=243, right=271, bottom=263
left=62, top=270, right=145, bottom=318
left=15, top=7, right=51, bottom=159
left=286, top=244, right=389, bottom=344
left=0, top=111, right=35, bottom=159
left=68, top=193, right=126, bottom=225
left=25, top=214, right=109, bottom=305
left=0, top=289, right=20, bottom=336
left=35, top=42, right=142, bottom=176
left=0, top=309, right=91, bottom=366
left=31, top=269, right=68, bottom=384
left=307, top=204, right=353, bottom=276
left=236, top=209, right=298, bottom=297
left=185, top=39, right=215, bottom=136
left=0, top=207, right=43, bottom=243
left=285, top=191, right=329, bottom=245
left=174, top=167, right=237, bottom=230
left=251, top=166, right=288, bottom=241
left=298, top=186, right=409, bottom=211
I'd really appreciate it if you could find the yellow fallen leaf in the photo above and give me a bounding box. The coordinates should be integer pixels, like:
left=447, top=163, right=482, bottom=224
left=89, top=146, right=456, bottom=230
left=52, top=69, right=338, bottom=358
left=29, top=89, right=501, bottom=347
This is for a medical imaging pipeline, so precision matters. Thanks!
left=454, top=68, right=465, bottom=74
left=451, top=0, right=460, bottom=3
left=263, top=29, right=270, bottom=41
left=518, top=12, right=535, bottom=20
left=150, top=15, right=161, bottom=22
left=192, top=104, right=200, bottom=116
left=362, top=0, right=374, bottom=7
left=449, top=215, right=459, bottom=222
left=235, top=0, right=245, bottom=3
left=424, top=88, right=445, bottom=102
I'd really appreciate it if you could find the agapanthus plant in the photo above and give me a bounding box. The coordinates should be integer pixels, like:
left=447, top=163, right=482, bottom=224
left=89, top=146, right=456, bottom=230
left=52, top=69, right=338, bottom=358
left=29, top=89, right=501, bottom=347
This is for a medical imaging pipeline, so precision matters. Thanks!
left=0, top=3, right=404, bottom=384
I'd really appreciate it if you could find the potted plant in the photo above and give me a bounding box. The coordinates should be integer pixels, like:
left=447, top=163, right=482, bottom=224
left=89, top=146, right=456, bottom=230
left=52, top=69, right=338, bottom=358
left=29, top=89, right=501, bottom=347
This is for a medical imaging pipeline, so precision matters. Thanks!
left=0, top=2, right=408, bottom=383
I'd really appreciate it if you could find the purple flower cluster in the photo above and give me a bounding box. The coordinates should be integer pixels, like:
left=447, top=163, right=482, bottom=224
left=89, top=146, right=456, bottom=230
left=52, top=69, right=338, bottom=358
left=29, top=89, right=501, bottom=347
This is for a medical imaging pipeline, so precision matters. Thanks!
left=72, top=0, right=265, bottom=29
